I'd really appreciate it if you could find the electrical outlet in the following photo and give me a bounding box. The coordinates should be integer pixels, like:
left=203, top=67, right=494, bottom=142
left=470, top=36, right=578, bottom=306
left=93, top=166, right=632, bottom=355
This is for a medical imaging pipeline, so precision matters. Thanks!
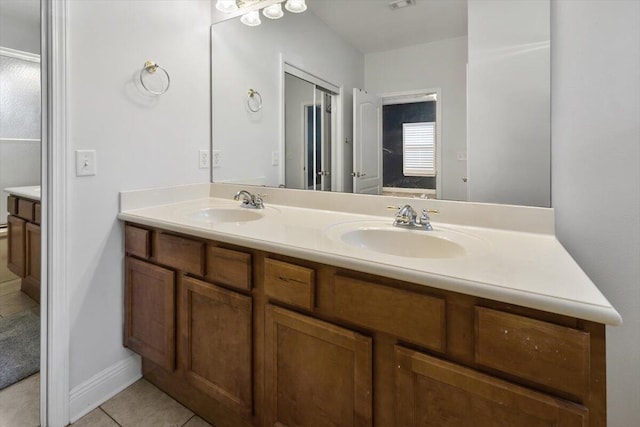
left=271, top=151, right=279, bottom=166
left=75, top=150, right=97, bottom=176
left=212, top=150, right=221, bottom=168
left=199, top=149, right=210, bottom=169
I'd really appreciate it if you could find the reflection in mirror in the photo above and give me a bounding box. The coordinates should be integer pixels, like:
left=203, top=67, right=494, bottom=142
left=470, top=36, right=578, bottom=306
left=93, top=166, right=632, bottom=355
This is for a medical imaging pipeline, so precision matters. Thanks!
left=211, top=0, right=550, bottom=207
left=284, top=71, right=336, bottom=191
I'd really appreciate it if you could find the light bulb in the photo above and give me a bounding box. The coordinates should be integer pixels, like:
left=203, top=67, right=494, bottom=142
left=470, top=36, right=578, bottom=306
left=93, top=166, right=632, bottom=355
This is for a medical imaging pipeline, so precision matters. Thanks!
left=263, top=3, right=284, bottom=19
left=285, top=0, right=307, bottom=14
left=216, top=0, right=238, bottom=13
left=240, top=10, right=261, bottom=26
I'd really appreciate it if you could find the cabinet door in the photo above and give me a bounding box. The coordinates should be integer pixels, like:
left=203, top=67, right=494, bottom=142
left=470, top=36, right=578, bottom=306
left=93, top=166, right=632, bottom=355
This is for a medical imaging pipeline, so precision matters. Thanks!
left=179, top=276, right=253, bottom=417
left=264, top=305, right=373, bottom=427
left=395, top=346, right=588, bottom=427
left=7, top=215, right=26, bottom=278
left=124, top=257, right=176, bottom=371
left=22, top=223, right=41, bottom=302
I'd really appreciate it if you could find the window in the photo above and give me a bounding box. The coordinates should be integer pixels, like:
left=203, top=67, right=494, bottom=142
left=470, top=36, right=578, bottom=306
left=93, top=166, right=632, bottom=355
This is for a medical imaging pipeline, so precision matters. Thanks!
left=403, top=122, right=436, bottom=177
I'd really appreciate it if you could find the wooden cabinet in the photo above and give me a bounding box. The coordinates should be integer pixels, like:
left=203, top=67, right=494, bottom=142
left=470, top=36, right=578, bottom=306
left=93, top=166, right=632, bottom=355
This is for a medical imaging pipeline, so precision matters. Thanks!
left=6, top=195, right=41, bottom=301
left=124, top=257, right=176, bottom=371
left=264, top=304, right=373, bottom=427
left=395, top=346, right=588, bottom=427
left=7, top=215, right=26, bottom=277
left=179, top=276, right=253, bottom=417
left=22, top=223, right=41, bottom=303
left=122, top=223, right=607, bottom=427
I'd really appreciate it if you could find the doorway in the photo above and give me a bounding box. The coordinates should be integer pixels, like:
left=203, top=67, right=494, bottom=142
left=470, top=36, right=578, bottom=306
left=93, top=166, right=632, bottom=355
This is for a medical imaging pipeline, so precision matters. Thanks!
left=0, top=0, right=43, bottom=425
left=352, top=89, right=441, bottom=198
left=282, top=63, right=339, bottom=192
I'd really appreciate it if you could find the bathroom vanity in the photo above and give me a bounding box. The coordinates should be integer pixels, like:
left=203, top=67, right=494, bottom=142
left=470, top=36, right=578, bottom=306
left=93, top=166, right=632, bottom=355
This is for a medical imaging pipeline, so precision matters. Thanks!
left=118, top=184, right=620, bottom=427
left=5, top=186, right=41, bottom=302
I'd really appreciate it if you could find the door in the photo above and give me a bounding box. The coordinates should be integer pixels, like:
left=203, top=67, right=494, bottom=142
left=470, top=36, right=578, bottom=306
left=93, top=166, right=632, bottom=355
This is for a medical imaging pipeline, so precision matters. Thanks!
left=7, top=215, right=26, bottom=277
left=353, top=88, right=382, bottom=194
left=124, top=257, right=176, bottom=372
left=179, top=276, right=253, bottom=417
left=395, top=345, right=588, bottom=427
left=264, top=305, right=373, bottom=427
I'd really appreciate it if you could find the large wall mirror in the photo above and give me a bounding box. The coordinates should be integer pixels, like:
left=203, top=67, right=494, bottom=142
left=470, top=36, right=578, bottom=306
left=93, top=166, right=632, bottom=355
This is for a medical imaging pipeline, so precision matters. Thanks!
left=211, top=0, right=550, bottom=207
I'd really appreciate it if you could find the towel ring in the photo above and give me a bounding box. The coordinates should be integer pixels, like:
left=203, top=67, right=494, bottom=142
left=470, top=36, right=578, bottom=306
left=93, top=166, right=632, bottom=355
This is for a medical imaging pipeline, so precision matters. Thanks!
left=139, top=60, right=170, bottom=95
left=247, top=88, right=262, bottom=112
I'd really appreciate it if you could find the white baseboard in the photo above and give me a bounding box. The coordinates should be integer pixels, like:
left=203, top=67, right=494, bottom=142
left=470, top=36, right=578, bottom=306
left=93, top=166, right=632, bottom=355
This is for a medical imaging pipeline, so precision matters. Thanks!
left=68, top=353, right=142, bottom=423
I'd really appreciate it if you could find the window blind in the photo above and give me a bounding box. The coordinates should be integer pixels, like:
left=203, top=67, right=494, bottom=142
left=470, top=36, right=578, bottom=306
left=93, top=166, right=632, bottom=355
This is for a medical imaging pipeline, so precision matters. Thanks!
left=403, top=122, right=436, bottom=177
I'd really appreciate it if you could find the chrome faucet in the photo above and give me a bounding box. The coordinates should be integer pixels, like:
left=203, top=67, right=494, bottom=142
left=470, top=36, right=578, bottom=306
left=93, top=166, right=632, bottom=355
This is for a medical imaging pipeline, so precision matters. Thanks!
left=233, top=190, right=265, bottom=209
left=390, top=204, right=438, bottom=231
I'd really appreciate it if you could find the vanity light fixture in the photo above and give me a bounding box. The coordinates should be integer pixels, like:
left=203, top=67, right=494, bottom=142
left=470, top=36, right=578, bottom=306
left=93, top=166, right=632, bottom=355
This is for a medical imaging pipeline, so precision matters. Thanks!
left=240, top=10, right=262, bottom=26
left=284, top=0, right=307, bottom=14
left=217, top=0, right=307, bottom=27
left=216, top=0, right=238, bottom=13
left=263, top=3, right=284, bottom=19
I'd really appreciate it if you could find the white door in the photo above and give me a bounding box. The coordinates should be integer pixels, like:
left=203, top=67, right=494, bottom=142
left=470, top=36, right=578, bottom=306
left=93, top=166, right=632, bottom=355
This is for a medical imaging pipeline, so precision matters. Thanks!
left=353, top=88, right=382, bottom=194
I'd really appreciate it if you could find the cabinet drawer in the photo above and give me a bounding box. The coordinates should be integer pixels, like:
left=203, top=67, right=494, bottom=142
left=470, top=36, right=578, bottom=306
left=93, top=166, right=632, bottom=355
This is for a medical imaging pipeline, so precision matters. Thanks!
left=125, top=225, right=151, bottom=259
left=264, top=258, right=315, bottom=310
left=34, top=203, right=41, bottom=225
left=155, top=232, right=204, bottom=275
left=17, top=199, right=35, bottom=221
left=333, top=276, right=446, bottom=352
left=7, top=196, right=18, bottom=215
left=395, top=345, right=588, bottom=427
left=206, top=246, right=252, bottom=291
left=475, top=307, right=590, bottom=399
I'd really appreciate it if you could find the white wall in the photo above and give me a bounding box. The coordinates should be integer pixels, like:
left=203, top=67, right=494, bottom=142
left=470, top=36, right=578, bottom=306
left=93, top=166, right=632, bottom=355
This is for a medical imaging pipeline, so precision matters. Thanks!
left=0, top=0, right=41, bottom=224
left=364, top=36, right=468, bottom=201
left=0, top=53, right=41, bottom=225
left=0, top=0, right=40, bottom=54
left=211, top=12, right=363, bottom=190
left=552, top=1, right=640, bottom=426
left=467, top=0, right=550, bottom=207
left=66, top=0, right=211, bottom=418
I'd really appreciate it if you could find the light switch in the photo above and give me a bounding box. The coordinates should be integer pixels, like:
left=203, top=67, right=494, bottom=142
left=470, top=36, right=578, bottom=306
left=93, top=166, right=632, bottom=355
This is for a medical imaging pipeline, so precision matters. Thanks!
left=271, top=151, right=279, bottom=166
left=75, top=150, right=97, bottom=176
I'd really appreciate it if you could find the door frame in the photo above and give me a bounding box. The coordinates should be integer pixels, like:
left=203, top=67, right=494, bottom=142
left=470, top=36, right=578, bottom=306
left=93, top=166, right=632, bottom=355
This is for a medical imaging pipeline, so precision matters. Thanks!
left=42, top=0, right=70, bottom=425
left=378, top=88, right=443, bottom=200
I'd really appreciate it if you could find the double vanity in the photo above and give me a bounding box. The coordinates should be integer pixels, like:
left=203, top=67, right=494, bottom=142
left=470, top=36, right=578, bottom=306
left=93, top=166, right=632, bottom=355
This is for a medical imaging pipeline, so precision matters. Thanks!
left=118, top=183, right=620, bottom=427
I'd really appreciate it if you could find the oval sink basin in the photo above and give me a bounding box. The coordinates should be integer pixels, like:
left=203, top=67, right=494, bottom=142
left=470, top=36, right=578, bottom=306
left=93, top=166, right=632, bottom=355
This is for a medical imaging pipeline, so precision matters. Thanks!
left=188, top=208, right=263, bottom=223
left=339, top=228, right=466, bottom=259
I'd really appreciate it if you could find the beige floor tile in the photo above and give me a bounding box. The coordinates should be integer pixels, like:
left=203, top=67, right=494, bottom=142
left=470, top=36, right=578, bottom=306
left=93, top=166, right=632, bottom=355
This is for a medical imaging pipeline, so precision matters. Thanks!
left=0, top=290, right=38, bottom=317
left=71, top=408, right=119, bottom=427
left=0, top=278, right=22, bottom=297
left=0, top=373, right=40, bottom=427
left=183, top=416, right=213, bottom=427
left=101, top=379, right=193, bottom=427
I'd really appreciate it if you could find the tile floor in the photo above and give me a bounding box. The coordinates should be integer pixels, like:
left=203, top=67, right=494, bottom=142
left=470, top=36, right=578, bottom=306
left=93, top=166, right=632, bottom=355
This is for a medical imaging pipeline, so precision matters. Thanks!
left=0, top=376, right=214, bottom=427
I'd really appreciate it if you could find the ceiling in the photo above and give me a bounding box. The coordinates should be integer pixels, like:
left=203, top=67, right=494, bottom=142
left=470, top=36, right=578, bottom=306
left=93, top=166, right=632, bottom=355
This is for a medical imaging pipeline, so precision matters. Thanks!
left=308, top=0, right=467, bottom=53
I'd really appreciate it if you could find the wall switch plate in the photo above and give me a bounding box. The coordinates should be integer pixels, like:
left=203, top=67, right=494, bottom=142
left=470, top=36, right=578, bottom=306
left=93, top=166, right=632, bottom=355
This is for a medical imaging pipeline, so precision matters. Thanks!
left=212, top=150, right=221, bottom=168
left=457, top=151, right=468, bottom=161
left=75, top=150, right=97, bottom=176
left=271, top=151, right=279, bottom=166
left=199, top=149, right=210, bottom=169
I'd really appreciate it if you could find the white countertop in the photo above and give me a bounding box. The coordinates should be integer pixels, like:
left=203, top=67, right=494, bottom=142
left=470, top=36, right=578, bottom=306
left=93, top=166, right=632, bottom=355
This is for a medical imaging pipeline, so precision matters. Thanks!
left=118, top=184, right=622, bottom=326
left=4, top=185, right=41, bottom=201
